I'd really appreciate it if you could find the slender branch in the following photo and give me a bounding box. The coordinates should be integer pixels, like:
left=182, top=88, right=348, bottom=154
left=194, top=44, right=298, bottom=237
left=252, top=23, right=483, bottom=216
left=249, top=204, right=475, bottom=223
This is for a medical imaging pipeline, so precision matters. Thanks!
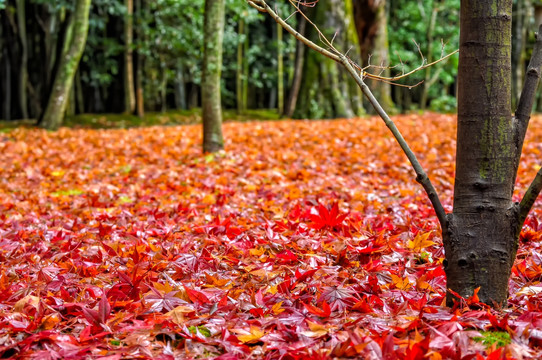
left=247, top=0, right=448, bottom=229
left=362, top=50, right=458, bottom=82
left=519, top=167, right=542, bottom=229
left=514, top=24, right=542, bottom=173
left=340, top=55, right=447, bottom=228
left=249, top=0, right=341, bottom=61
left=516, top=25, right=542, bottom=229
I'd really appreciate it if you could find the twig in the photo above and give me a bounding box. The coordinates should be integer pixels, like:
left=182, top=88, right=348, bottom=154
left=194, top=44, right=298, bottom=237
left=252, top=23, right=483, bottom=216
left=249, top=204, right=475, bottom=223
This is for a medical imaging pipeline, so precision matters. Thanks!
left=519, top=168, right=542, bottom=229
left=516, top=25, right=542, bottom=229
left=247, top=0, right=448, bottom=229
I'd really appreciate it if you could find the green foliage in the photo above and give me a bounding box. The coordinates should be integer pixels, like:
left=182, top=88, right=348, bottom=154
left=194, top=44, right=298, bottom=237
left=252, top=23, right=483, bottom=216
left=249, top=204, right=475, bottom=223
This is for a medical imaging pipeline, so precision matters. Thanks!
left=82, top=0, right=125, bottom=89
left=388, top=0, right=460, bottom=112
left=473, top=331, right=512, bottom=348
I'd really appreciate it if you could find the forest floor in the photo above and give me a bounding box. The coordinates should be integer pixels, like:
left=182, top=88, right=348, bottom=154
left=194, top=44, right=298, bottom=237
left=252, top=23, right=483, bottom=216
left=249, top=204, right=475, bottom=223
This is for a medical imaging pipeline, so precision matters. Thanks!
left=0, top=108, right=281, bottom=131
left=1, top=113, right=542, bottom=359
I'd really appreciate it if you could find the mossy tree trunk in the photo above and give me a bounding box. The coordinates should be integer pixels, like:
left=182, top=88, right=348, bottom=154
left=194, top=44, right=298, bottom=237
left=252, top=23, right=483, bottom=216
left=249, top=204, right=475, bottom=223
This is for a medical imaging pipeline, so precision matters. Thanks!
left=352, top=0, right=395, bottom=114
left=293, top=0, right=359, bottom=119
left=202, top=0, right=225, bottom=152
left=39, top=0, right=91, bottom=130
left=444, top=0, right=531, bottom=306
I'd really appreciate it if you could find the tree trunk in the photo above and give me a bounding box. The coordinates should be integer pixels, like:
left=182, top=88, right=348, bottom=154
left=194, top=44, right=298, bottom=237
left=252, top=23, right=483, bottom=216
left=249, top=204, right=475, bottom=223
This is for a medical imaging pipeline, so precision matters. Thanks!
left=420, top=3, right=439, bottom=110
left=277, top=22, right=284, bottom=115
left=352, top=0, right=395, bottom=113
left=293, top=0, right=355, bottom=119
left=16, top=0, right=29, bottom=120
left=124, top=0, right=136, bottom=114
left=135, top=0, right=145, bottom=118
left=512, top=0, right=526, bottom=109
left=175, top=64, right=187, bottom=110
left=202, top=0, right=225, bottom=153
left=2, top=46, right=10, bottom=121
left=284, top=16, right=306, bottom=118
left=236, top=19, right=246, bottom=114
left=39, top=0, right=91, bottom=130
left=444, top=0, right=517, bottom=306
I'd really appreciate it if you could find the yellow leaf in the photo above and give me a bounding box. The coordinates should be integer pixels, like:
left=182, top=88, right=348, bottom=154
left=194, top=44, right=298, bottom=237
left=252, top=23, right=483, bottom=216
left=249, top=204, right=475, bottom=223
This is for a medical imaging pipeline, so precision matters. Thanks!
left=300, top=320, right=330, bottom=338
left=204, top=273, right=230, bottom=287
left=407, top=231, right=435, bottom=252
left=41, top=313, right=61, bottom=330
left=249, top=247, right=266, bottom=256
left=271, top=301, right=285, bottom=315
left=390, top=274, right=412, bottom=290
left=14, top=295, right=40, bottom=313
left=166, top=306, right=195, bottom=325
left=236, top=327, right=265, bottom=344
left=202, top=194, right=216, bottom=205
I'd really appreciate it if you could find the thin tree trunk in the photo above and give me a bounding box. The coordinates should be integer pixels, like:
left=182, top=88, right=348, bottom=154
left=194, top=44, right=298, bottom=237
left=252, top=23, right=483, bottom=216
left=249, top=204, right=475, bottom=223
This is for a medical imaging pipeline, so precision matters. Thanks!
left=75, top=69, right=84, bottom=113
left=3, top=47, right=10, bottom=121
left=124, top=0, right=136, bottom=114
left=284, top=16, right=306, bottom=118
left=202, top=0, right=225, bottom=153
left=242, top=32, right=249, bottom=111
left=135, top=0, right=144, bottom=117
left=512, top=0, right=526, bottom=109
left=175, top=64, right=187, bottom=110
left=277, top=22, right=284, bottom=115
left=39, top=0, right=91, bottom=130
left=444, top=0, right=517, bottom=306
left=420, top=3, right=438, bottom=110
left=15, top=0, right=28, bottom=119
left=236, top=19, right=246, bottom=114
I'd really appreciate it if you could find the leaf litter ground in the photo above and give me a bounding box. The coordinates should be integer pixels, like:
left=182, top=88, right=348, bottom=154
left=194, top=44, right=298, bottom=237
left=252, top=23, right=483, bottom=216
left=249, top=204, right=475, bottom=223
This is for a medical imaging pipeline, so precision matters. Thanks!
left=2, top=114, right=542, bottom=359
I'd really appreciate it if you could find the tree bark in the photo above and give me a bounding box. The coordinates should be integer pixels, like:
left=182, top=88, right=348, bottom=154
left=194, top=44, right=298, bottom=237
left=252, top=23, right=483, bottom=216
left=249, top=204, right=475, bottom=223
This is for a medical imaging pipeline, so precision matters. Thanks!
left=284, top=16, right=306, bottom=118
left=39, top=0, right=91, bottom=130
left=236, top=19, right=246, bottom=114
left=444, top=0, right=517, bottom=306
left=16, top=0, right=28, bottom=120
left=293, top=0, right=355, bottom=119
left=352, top=0, right=395, bottom=113
left=202, top=0, right=225, bottom=153
left=277, top=22, right=284, bottom=115
left=135, top=0, right=145, bottom=118
left=124, top=0, right=136, bottom=114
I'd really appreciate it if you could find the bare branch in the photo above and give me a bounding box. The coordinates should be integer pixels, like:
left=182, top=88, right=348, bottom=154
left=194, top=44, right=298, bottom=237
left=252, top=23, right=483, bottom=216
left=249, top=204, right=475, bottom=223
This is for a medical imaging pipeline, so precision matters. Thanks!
left=361, top=49, right=458, bottom=82
left=248, top=0, right=341, bottom=61
left=248, top=0, right=448, bottom=229
left=514, top=25, right=542, bottom=177
left=519, top=167, right=542, bottom=231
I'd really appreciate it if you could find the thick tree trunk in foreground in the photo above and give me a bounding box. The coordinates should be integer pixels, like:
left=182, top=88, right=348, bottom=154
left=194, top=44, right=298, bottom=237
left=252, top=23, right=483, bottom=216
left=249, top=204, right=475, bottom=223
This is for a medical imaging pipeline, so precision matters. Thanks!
left=39, top=0, right=91, bottom=130
left=202, top=0, right=225, bottom=153
left=444, top=0, right=517, bottom=306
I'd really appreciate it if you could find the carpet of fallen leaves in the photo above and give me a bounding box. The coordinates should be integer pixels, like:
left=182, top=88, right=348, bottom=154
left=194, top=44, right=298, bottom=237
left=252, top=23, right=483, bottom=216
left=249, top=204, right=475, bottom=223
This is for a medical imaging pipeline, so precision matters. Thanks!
left=2, top=113, right=542, bottom=359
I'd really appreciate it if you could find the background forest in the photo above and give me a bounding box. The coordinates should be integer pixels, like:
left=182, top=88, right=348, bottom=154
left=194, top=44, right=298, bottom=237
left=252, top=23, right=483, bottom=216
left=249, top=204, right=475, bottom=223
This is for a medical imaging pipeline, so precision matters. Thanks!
left=0, top=0, right=524, bottom=123
left=0, top=0, right=541, bottom=121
